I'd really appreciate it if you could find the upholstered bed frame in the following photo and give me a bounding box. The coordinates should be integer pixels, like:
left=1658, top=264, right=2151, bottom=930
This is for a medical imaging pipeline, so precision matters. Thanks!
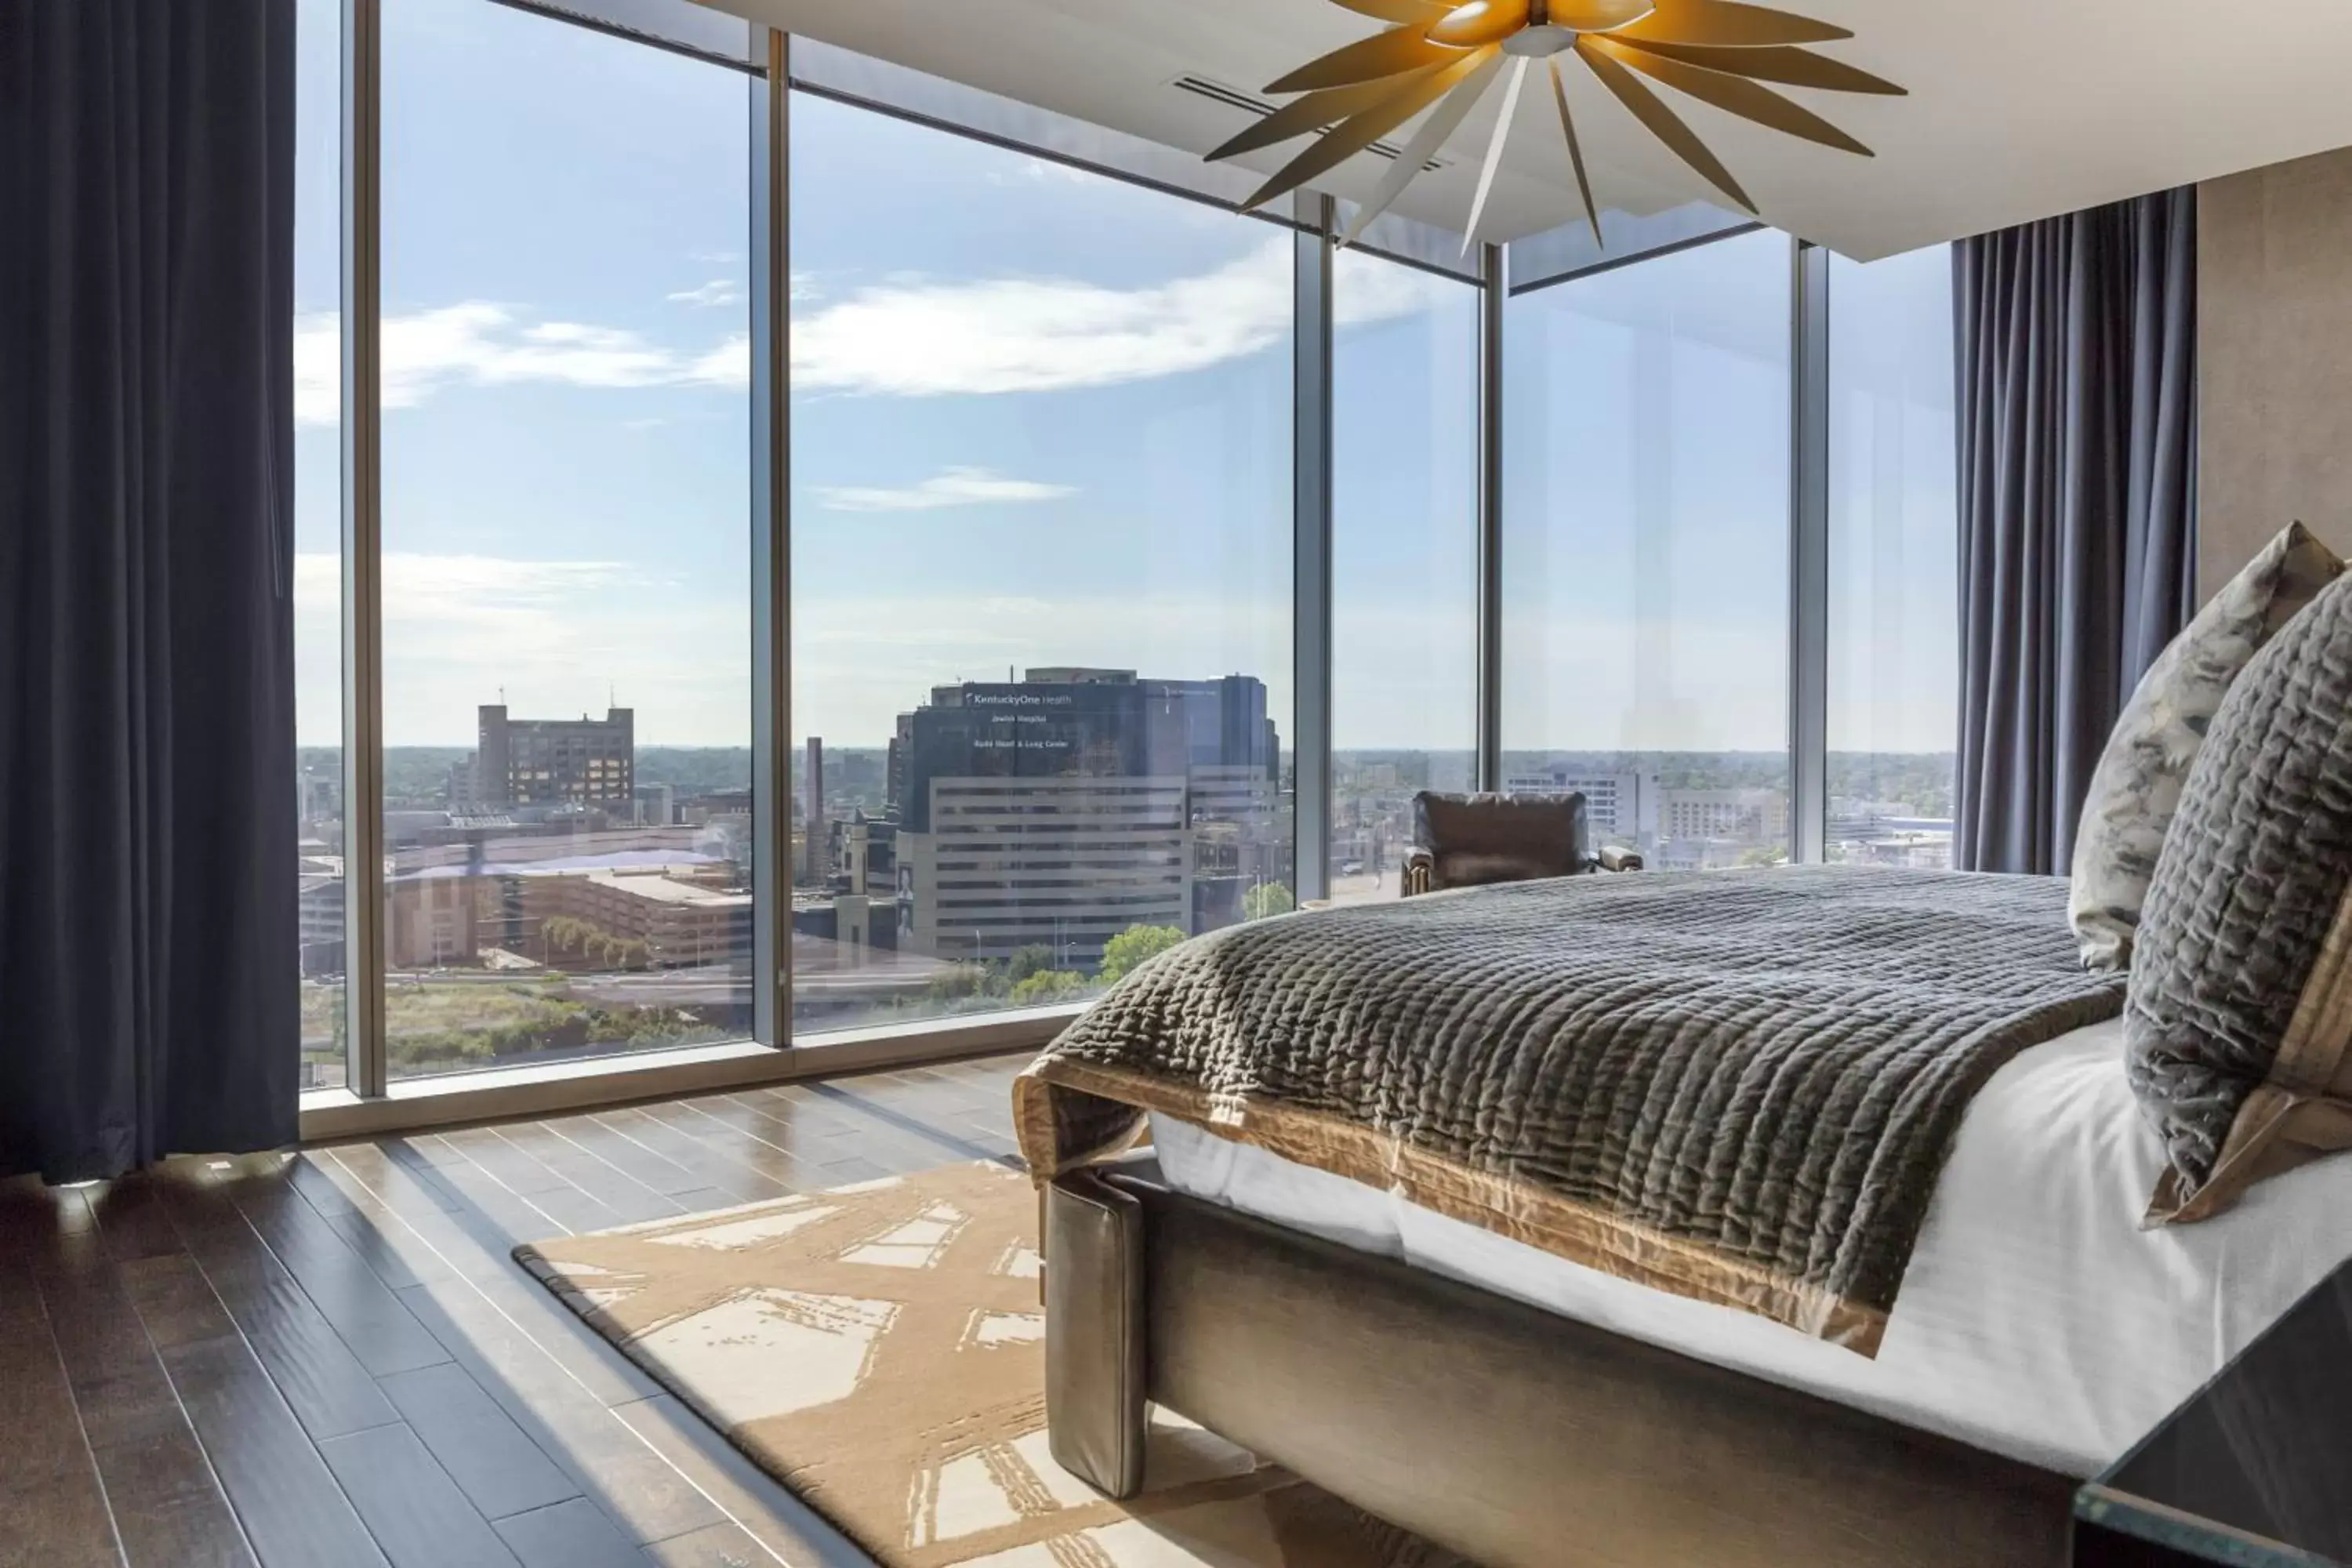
left=1043, top=1152, right=2077, bottom=1568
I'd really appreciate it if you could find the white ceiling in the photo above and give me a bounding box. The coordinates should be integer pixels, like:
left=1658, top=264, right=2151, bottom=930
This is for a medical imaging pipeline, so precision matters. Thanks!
left=709, top=0, right=2352, bottom=260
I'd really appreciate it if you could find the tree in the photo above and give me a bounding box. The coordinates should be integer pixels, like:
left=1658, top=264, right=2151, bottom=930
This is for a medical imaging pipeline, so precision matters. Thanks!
left=1004, top=944, right=1057, bottom=985
left=924, top=964, right=989, bottom=1004
left=1011, top=969, right=1087, bottom=1005
left=1243, top=882, right=1295, bottom=921
left=1098, top=924, right=1185, bottom=985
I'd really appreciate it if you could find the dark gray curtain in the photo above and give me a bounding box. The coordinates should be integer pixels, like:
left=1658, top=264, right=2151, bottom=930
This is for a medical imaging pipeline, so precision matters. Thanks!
left=1953, top=187, right=2200, bottom=875
left=0, top=0, right=299, bottom=1180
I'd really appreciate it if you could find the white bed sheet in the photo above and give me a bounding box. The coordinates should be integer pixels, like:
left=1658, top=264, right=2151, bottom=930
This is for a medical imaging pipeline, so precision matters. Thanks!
left=1149, top=1017, right=2352, bottom=1477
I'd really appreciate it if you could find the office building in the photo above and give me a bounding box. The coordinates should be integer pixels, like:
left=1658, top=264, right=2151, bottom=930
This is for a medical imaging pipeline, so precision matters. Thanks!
left=889, top=669, right=1276, bottom=964
left=1504, top=768, right=1654, bottom=847
left=476, top=704, right=635, bottom=809
left=1660, top=789, right=1790, bottom=848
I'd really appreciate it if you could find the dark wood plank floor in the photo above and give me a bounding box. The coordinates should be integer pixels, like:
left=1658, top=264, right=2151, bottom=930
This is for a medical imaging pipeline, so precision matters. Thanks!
left=0, top=1054, right=1029, bottom=1568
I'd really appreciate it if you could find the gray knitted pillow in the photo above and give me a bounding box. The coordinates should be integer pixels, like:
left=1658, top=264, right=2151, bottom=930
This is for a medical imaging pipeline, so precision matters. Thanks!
left=2125, top=566, right=2352, bottom=1223
left=2070, top=522, right=2341, bottom=971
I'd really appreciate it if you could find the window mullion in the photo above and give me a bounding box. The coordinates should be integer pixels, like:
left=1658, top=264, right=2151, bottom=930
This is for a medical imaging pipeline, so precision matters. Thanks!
left=751, top=27, right=793, bottom=1050
left=340, top=0, right=387, bottom=1101
left=1789, top=238, right=1832, bottom=863
left=1476, top=241, right=1505, bottom=793
left=1291, top=194, right=1335, bottom=906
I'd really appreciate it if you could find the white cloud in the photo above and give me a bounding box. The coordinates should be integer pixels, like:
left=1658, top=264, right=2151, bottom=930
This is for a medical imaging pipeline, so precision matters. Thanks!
left=289, top=240, right=1449, bottom=425
left=986, top=157, right=1103, bottom=188
left=294, top=306, right=742, bottom=426
left=294, top=316, right=339, bottom=426
left=296, top=551, right=639, bottom=623
left=790, top=237, right=1445, bottom=398
left=813, top=466, right=1076, bottom=514
left=684, top=335, right=750, bottom=391
left=666, top=278, right=743, bottom=308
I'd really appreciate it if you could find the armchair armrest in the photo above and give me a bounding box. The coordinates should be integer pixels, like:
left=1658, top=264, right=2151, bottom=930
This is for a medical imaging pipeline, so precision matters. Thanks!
left=1597, top=845, right=1643, bottom=873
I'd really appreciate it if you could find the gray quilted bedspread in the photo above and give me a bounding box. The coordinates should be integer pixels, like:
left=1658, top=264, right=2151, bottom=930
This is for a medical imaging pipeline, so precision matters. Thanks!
left=1016, top=865, right=2124, bottom=1350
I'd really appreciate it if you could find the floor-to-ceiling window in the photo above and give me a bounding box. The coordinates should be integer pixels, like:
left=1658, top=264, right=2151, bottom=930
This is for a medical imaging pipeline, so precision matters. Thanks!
left=375, top=0, right=755, bottom=1080
left=1501, top=228, right=1794, bottom=868
left=294, top=0, right=343, bottom=1089
left=299, top=2, right=1959, bottom=1125
left=1328, top=254, right=1479, bottom=904
left=786, top=96, right=1294, bottom=1036
left=1827, top=245, right=1958, bottom=867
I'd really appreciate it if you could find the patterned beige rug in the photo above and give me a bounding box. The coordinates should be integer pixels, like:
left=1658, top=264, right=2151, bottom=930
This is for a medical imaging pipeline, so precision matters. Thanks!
left=516, top=1159, right=1455, bottom=1567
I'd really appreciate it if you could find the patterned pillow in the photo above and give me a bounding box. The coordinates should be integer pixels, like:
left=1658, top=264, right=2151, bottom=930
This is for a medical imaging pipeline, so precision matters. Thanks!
left=2070, top=522, right=2341, bottom=971
left=2125, top=568, right=2352, bottom=1223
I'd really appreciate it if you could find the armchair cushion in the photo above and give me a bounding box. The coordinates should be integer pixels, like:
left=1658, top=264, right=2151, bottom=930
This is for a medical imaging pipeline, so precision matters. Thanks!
left=1410, top=791, right=1590, bottom=891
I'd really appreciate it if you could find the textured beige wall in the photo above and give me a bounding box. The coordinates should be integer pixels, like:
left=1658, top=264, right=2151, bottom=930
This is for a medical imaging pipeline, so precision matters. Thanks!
left=2199, top=147, right=2352, bottom=600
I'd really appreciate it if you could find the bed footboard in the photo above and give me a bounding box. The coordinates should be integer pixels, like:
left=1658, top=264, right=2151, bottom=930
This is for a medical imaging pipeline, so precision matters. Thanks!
left=1044, top=1154, right=2072, bottom=1567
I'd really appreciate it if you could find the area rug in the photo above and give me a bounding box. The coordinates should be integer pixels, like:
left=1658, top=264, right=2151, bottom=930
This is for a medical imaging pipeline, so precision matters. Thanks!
left=515, top=1159, right=1457, bottom=1567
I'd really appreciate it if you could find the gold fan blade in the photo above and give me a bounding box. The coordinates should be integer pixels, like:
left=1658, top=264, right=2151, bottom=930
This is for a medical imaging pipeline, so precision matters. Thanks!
left=1608, top=38, right=1904, bottom=95
left=1584, top=34, right=1870, bottom=154
left=1208, top=69, right=1446, bottom=162
left=1339, top=52, right=1504, bottom=247
left=1328, top=0, right=1451, bottom=22
left=1266, top=25, right=1468, bottom=95
left=1574, top=36, right=1755, bottom=212
left=1243, top=47, right=1501, bottom=212
left=1548, top=56, right=1603, bottom=249
left=1611, top=0, right=1852, bottom=48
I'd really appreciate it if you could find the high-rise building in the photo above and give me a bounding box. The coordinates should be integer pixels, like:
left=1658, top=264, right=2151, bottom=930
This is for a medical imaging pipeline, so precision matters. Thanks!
left=475, top=704, right=634, bottom=808
left=1504, top=768, right=1654, bottom=848
left=803, top=736, right=826, bottom=884
left=1660, top=788, right=1788, bottom=848
left=298, top=764, right=342, bottom=829
left=898, top=776, right=1192, bottom=966
left=632, top=782, right=675, bottom=827
left=889, top=669, right=1279, bottom=966
left=447, top=751, right=482, bottom=811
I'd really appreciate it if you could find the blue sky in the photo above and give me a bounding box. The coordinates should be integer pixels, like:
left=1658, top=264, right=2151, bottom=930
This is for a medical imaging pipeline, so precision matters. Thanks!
left=293, top=0, right=1953, bottom=757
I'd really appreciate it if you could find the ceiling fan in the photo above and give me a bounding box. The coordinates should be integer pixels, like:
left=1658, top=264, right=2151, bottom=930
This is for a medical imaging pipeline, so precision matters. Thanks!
left=1210, top=0, right=1904, bottom=249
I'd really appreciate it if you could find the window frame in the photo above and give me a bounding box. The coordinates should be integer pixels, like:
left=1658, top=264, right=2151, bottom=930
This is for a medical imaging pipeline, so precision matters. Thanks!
left=304, top=4, right=1436, bottom=1134
left=307, top=0, right=1917, bottom=1137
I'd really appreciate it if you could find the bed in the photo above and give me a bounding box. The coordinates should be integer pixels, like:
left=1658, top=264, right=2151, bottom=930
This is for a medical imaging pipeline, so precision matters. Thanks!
left=1014, top=866, right=2352, bottom=1566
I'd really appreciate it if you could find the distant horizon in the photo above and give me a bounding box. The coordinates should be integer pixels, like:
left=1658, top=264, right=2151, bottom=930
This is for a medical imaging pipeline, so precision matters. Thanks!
left=302, top=742, right=1960, bottom=758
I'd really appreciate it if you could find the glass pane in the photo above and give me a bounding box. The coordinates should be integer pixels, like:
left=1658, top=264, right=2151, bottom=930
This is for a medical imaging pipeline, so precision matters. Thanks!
left=379, top=0, right=753, bottom=1080
left=1330, top=255, right=1478, bottom=906
left=1827, top=245, right=1958, bottom=868
left=1501, top=228, right=1794, bottom=869
left=295, top=0, right=343, bottom=1090
left=788, top=94, right=1293, bottom=1035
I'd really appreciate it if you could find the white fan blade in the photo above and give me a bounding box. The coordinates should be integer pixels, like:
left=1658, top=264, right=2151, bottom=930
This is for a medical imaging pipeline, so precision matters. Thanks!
left=1338, top=52, right=1505, bottom=249
left=1461, top=54, right=1530, bottom=255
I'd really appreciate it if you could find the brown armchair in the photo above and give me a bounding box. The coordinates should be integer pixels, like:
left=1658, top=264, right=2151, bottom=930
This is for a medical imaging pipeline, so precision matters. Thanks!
left=1401, top=791, right=1643, bottom=897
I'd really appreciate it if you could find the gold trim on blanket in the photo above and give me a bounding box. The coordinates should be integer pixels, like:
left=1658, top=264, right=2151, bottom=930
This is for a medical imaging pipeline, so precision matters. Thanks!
left=1015, top=1058, right=1889, bottom=1356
